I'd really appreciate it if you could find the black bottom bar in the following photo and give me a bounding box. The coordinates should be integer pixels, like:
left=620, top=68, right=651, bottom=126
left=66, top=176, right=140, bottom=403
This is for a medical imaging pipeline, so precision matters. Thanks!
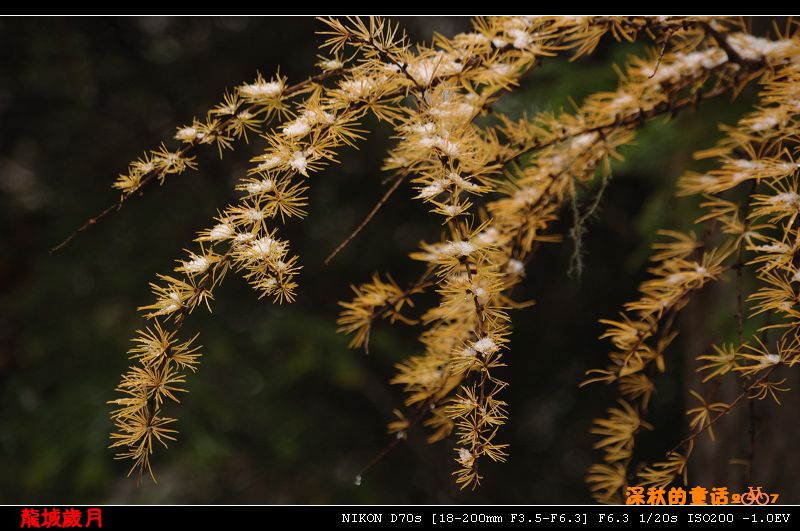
left=6, top=504, right=797, bottom=529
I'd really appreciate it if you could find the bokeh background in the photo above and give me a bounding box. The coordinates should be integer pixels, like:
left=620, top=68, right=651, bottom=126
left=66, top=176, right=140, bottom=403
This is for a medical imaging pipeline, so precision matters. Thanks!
left=2, top=16, right=798, bottom=504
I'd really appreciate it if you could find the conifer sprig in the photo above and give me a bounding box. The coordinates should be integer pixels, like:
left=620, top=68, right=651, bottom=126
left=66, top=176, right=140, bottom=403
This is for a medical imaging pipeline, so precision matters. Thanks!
left=87, top=17, right=800, bottom=494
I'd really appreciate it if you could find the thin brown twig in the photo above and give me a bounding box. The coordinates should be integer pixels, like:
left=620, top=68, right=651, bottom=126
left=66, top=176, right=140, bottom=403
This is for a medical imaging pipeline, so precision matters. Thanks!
left=648, top=29, right=673, bottom=79
left=736, top=181, right=757, bottom=482
left=355, top=394, right=437, bottom=482
left=325, top=174, right=407, bottom=265
left=668, top=365, right=779, bottom=455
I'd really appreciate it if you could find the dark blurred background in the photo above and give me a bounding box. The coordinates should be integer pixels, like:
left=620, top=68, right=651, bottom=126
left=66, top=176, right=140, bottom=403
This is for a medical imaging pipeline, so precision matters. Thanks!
left=1, top=16, right=796, bottom=504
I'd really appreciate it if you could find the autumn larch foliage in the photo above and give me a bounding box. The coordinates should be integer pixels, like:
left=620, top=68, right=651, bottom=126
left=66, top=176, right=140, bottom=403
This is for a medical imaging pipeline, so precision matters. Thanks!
left=54, top=16, right=800, bottom=499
